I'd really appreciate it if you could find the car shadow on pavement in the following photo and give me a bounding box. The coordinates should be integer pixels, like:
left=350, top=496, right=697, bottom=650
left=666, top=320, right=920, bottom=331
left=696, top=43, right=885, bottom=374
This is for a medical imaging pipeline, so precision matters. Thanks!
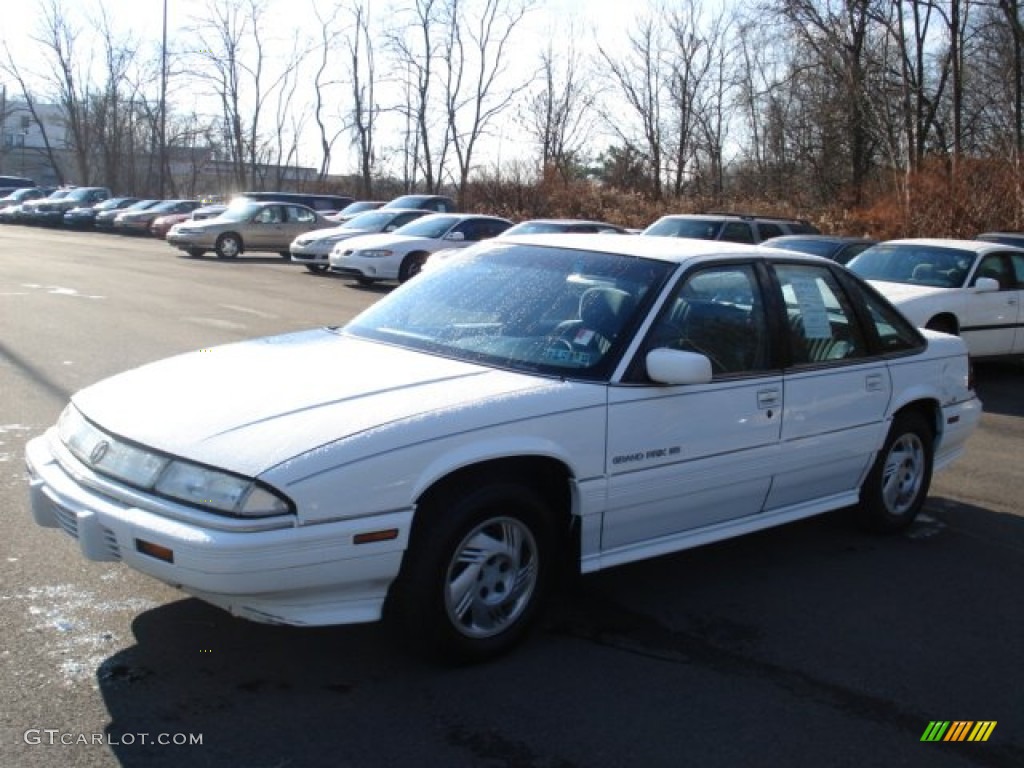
left=95, top=501, right=1024, bottom=768
left=973, top=359, right=1024, bottom=418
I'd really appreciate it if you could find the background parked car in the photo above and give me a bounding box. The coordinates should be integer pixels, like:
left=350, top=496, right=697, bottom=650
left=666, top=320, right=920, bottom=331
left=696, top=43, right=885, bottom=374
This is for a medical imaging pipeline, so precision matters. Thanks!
left=976, top=232, right=1024, bottom=248
left=846, top=238, right=1024, bottom=358
left=331, top=212, right=512, bottom=284
left=167, top=199, right=333, bottom=259
left=231, top=191, right=354, bottom=215
left=95, top=199, right=159, bottom=231
left=643, top=212, right=819, bottom=243
left=191, top=203, right=227, bottom=220
left=760, top=234, right=878, bottom=264
left=63, top=196, right=140, bottom=229
left=12, top=188, right=77, bottom=224
left=114, top=199, right=201, bottom=235
left=24, top=186, right=111, bottom=226
left=326, top=200, right=386, bottom=222
left=0, top=187, right=53, bottom=222
left=502, top=218, right=630, bottom=235
left=381, top=194, right=457, bottom=213
left=290, top=208, right=430, bottom=273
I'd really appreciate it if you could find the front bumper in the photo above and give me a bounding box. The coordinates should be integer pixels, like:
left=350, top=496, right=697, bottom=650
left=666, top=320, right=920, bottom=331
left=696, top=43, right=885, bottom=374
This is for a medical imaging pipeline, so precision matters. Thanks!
left=25, top=432, right=411, bottom=626
left=330, top=253, right=400, bottom=280
left=290, top=242, right=334, bottom=263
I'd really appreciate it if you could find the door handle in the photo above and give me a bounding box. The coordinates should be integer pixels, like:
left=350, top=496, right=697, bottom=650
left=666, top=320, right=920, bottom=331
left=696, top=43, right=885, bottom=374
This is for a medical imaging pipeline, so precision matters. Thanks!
left=757, top=389, right=780, bottom=409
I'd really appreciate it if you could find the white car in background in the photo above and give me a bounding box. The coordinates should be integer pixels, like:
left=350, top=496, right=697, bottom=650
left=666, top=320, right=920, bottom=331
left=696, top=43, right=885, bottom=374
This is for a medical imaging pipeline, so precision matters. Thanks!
left=27, top=236, right=980, bottom=662
left=846, top=238, right=1024, bottom=358
left=330, top=212, right=512, bottom=285
left=289, top=208, right=429, bottom=274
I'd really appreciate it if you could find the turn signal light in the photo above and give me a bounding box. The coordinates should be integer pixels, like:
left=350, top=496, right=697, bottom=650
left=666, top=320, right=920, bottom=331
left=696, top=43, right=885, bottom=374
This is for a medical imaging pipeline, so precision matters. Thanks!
left=353, top=529, right=399, bottom=545
left=135, top=539, right=175, bottom=563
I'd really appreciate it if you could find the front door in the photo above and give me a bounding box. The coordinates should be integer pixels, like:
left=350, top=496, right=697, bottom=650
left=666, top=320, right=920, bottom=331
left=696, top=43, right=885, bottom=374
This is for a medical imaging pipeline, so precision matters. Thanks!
left=603, top=263, right=781, bottom=553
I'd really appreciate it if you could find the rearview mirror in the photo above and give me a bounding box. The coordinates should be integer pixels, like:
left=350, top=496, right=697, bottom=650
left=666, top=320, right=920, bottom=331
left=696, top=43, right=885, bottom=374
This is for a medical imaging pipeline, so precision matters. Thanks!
left=646, top=348, right=713, bottom=385
left=444, top=231, right=465, bottom=241
left=973, top=276, right=1000, bottom=292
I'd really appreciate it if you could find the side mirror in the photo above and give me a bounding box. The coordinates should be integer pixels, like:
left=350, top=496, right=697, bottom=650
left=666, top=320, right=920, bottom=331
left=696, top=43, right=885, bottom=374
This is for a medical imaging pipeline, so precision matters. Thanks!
left=645, top=348, right=713, bottom=385
left=445, top=231, right=466, bottom=242
left=973, top=276, right=1000, bottom=292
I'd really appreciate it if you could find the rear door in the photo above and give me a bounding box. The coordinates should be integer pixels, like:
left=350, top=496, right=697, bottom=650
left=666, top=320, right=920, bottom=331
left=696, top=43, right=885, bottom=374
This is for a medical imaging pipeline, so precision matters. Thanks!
left=766, top=263, right=892, bottom=509
left=961, top=252, right=1024, bottom=356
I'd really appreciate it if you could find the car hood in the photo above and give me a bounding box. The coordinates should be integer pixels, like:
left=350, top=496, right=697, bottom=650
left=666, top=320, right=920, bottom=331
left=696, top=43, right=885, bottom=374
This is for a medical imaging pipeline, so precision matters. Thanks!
left=340, top=232, right=433, bottom=251
left=72, top=330, right=562, bottom=477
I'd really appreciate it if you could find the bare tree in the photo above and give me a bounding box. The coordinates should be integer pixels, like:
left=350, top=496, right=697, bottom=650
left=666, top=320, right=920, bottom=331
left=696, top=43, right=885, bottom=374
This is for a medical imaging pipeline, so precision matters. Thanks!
left=348, top=1, right=378, bottom=197
left=523, top=36, right=594, bottom=180
left=439, top=0, right=534, bottom=207
left=598, top=14, right=669, bottom=199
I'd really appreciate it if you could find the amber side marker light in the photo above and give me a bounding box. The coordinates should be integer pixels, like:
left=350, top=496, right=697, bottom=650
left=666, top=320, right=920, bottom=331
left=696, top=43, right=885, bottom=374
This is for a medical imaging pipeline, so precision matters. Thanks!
left=136, top=539, right=175, bottom=563
left=353, top=529, right=399, bottom=545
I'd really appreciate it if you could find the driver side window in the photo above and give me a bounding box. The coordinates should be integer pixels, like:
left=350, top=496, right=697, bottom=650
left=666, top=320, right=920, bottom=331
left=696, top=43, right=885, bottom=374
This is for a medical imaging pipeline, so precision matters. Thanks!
left=645, top=264, right=768, bottom=376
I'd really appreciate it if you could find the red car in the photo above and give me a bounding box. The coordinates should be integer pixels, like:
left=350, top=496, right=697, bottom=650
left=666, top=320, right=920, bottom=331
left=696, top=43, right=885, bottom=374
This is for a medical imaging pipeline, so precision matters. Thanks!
left=150, top=212, right=193, bottom=239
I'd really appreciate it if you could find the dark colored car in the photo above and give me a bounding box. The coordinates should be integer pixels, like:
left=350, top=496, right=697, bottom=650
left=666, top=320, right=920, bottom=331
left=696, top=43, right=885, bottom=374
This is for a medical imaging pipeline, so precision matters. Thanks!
left=95, top=199, right=160, bottom=231
left=114, top=199, right=201, bottom=235
left=24, top=186, right=111, bottom=226
left=976, top=232, right=1024, bottom=248
left=232, top=191, right=354, bottom=214
left=63, top=197, right=141, bottom=229
left=643, top=212, right=819, bottom=243
left=502, top=219, right=630, bottom=236
left=13, top=188, right=78, bottom=224
left=760, top=235, right=878, bottom=265
left=0, top=187, right=55, bottom=223
left=381, top=194, right=457, bottom=213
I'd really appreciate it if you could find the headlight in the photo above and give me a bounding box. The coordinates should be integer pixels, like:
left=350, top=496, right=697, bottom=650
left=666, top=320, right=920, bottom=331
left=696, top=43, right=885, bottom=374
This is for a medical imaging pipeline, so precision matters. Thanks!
left=58, top=405, right=292, bottom=518
left=357, top=249, right=393, bottom=259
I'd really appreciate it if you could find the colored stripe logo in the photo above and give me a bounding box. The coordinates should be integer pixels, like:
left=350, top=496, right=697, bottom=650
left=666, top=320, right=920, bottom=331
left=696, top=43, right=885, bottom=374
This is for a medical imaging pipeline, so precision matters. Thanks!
left=921, top=721, right=997, bottom=742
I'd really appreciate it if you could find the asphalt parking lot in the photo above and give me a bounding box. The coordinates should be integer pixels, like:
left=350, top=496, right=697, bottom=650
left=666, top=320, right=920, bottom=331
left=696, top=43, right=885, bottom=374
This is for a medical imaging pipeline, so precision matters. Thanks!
left=1, top=227, right=1021, bottom=768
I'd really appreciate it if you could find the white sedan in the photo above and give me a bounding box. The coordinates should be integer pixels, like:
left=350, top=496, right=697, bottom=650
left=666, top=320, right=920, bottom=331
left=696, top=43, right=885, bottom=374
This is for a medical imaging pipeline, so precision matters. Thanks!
left=330, top=212, right=512, bottom=284
left=288, top=208, right=429, bottom=274
left=847, top=238, right=1024, bottom=358
left=26, top=236, right=980, bottom=662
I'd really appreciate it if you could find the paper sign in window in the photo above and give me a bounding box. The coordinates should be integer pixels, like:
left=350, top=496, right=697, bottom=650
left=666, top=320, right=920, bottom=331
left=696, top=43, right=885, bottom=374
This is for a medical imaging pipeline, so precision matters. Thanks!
left=790, top=276, right=832, bottom=339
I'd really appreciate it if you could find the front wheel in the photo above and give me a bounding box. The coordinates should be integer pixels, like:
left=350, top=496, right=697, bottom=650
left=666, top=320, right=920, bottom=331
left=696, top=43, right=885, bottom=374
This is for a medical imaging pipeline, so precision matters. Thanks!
left=305, top=264, right=328, bottom=274
left=389, top=481, right=554, bottom=663
left=215, top=233, right=242, bottom=259
left=858, top=412, right=934, bottom=532
left=399, top=252, right=429, bottom=282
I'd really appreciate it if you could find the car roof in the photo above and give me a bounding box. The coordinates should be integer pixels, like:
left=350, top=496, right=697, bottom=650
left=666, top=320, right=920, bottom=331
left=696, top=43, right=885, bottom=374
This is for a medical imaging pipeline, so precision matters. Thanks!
left=492, top=232, right=832, bottom=267
left=879, top=237, right=1020, bottom=254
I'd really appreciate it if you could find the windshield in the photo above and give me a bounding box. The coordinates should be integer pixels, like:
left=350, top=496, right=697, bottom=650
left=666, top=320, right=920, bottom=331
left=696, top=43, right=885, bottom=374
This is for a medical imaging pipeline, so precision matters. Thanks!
left=219, top=201, right=262, bottom=221
left=385, top=195, right=433, bottom=209
left=643, top=217, right=723, bottom=239
left=847, top=244, right=973, bottom=288
left=392, top=215, right=460, bottom=239
left=345, top=243, right=673, bottom=380
left=342, top=210, right=407, bottom=230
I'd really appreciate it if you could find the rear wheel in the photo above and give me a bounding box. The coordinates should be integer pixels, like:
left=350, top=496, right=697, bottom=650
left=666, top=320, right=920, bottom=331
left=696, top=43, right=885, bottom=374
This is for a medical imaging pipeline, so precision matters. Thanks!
left=355, top=276, right=376, bottom=287
left=858, top=412, right=934, bottom=532
left=215, top=233, right=242, bottom=259
left=279, top=251, right=292, bottom=259
left=185, top=248, right=205, bottom=258
left=389, top=481, right=554, bottom=663
left=305, top=264, right=329, bottom=274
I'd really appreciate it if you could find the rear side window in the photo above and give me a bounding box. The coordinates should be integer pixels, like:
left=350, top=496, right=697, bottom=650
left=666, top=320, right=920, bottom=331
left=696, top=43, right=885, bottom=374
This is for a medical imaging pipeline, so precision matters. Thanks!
left=757, top=222, right=784, bottom=240
left=773, top=264, right=869, bottom=365
left=720, top=221, right=755, bottom=243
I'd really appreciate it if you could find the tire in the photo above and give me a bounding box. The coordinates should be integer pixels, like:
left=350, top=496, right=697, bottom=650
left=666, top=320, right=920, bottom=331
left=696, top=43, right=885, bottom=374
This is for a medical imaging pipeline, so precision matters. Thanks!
left=185, top=249, right=205, bottom=258
left=355, top=276, right=376, bottom=287
left=390, top=481, right=554, bottom=663
left=305, top=264, right=329, bottom=274
left=858, top=412, right=934, bottom=533
left=279, top=251, right=292, bottom=259
left=215, top=233, right=242, bottom=259
left=399, top=252, right=428, bottom=282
